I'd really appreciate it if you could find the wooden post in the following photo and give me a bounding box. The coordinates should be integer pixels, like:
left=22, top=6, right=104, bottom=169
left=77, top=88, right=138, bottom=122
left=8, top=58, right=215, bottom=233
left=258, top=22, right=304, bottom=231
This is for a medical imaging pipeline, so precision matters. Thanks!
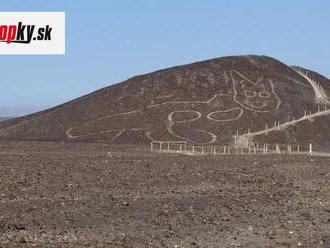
left=214, top=147, right=217, bottom=155
left=276, top=144, right=280, bottom=154
left=223, top=146, right=226, bottom=155
left=167, top=142, right=170, bottom=152
left=202, top=146, right=204, bottom=155
left=234, top=130, right=238, bottom=145
left=288, top=145, right=292, bottom=154
left=309, top=144, right=313, bottom=154
left=151, top=141, right=154, bottom=151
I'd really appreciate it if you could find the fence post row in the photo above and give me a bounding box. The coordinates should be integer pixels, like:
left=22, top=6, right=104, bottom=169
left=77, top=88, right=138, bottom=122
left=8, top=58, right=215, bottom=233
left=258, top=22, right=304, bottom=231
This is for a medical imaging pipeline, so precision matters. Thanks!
left=150, top=141, right=314, bottom=156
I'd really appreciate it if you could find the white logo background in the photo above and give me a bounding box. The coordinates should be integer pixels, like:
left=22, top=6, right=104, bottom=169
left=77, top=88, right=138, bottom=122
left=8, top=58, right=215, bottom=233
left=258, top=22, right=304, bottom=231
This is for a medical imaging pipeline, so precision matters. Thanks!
left=0, top=12, right=65, bottom=55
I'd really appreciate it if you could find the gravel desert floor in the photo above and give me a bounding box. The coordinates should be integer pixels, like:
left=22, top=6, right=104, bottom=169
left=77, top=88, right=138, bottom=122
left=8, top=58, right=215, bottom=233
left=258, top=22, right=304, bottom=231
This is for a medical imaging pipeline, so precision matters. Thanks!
left=0, top=141, right=330, bottom=247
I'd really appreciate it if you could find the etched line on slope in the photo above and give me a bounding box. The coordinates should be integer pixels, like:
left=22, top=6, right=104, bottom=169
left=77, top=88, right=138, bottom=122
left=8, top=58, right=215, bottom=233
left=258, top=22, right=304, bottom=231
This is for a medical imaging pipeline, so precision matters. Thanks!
left=294, top=69, right=330, bottom=105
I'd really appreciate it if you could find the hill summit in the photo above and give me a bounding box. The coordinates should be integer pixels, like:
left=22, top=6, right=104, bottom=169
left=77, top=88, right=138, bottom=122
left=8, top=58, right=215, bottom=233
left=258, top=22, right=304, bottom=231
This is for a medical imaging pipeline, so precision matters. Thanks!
left=1, top=55, right=330, bottom=149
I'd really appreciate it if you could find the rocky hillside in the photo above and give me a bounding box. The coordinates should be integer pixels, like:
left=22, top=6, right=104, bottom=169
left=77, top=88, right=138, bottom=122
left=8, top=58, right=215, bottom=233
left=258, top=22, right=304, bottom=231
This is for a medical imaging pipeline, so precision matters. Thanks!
left=0, top=117, right=11, bottom=122
left=0, top=55, right=329, bottom=149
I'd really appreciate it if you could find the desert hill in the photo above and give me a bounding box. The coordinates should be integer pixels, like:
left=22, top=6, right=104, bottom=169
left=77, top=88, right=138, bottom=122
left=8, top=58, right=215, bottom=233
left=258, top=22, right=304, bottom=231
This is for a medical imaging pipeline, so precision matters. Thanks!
left=0, top=55, right=329, bottom=149
left=0, top=117, right=11, bottom=122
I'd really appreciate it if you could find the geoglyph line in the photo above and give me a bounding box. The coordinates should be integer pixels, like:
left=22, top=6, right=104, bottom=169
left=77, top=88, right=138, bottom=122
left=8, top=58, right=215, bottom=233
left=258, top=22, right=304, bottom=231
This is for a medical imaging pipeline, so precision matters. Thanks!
left=295, top=69, right=330, bottom=105
left=64, top=70, right=289, bottom=142
left=66, top=128, right=129, bottom=140
left=239, top=108, right=330, bottom=140
left=237, top=70, right=330, bottom=143
left=168, top=110, right=202, bottom=123
left=230, top=70, right=282, bottom=113
left=65, top=69, right=280, bottom=141
left=167, top=110, right=217, bottom=144
left=207, top=107, right=243, bottom=122
left=146, top=94, right=224, bottom=109
left=66, top=92, right=245, bottom=141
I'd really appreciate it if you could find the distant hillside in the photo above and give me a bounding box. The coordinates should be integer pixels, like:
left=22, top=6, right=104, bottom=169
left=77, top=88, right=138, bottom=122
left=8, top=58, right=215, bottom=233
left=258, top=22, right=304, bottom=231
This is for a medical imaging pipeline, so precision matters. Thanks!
left=0, top=117, right=11, bottom=122
left=0, top=55, right=330, bottom=149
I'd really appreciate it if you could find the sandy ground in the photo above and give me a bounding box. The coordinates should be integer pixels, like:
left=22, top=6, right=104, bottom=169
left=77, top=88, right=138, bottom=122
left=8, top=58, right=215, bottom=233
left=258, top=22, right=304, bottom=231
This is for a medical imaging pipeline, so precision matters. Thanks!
left=0, top=141, right=329, bottom=247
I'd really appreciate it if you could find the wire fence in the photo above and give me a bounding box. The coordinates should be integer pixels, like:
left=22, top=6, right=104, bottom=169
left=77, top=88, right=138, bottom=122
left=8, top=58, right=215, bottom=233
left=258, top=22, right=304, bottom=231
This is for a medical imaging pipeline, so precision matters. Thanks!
left=150, top=141, right=314, bottom=156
